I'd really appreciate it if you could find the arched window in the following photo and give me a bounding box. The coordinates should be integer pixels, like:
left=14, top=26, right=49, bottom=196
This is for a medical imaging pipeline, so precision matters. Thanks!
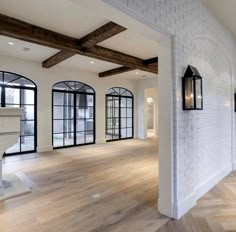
left=52, top=81, right=95, bottom=149
left=106, top=87, right=133, bottom=141
left=0, top=71, right=37, bottom=155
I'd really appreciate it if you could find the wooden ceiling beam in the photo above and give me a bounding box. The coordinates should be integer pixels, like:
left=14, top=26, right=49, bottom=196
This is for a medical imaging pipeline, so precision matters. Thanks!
left=99, top=66, right=134, bottom=78
left=79, top=21, right=126, bottom=49
left=99, top=57, right=158, bottom=78
left=0, top=13, right=156, bottom=73
left=43, top=21, right=127, bottom=68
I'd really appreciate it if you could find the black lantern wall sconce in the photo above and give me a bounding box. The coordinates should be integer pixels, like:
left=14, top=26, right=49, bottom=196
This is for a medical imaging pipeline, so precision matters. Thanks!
left=182, top=65, right=203, bottom=110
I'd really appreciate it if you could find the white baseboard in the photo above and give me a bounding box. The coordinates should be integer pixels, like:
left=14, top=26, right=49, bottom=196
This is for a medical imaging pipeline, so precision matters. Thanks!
left=96, top=138, right=106, bottom=144
left=174, top=163, right=232, bottom=219
left=37, top=145, right=53, bottom=153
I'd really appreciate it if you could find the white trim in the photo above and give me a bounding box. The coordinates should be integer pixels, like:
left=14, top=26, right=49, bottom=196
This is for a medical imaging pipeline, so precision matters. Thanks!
left=174, top=164, right=232, bottom=219
left=37, top=145, right=53, bottom=153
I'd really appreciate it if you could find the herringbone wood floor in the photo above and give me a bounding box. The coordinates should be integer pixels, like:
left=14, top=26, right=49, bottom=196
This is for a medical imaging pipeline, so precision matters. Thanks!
left=158, top=171, right=236, bottom=232
left=1, top=137, right=236, bottom=232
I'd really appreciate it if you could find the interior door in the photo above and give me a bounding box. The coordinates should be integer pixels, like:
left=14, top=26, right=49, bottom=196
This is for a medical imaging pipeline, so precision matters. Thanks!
left=5, top=86, right=36, bottom=153
left=106, top=95, right=120, bottom=141
left=76, top=93, right=95, bottom=145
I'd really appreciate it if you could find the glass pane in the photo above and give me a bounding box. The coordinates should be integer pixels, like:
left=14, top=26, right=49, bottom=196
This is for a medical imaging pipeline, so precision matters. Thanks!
left=127, top=108, right=132, bottom=117
left=6, top=138, right=20, bottom=153
left=22, top=105, right=34, bottom=120
left=21, top=136, right=34, bottom=152
left=64, top=120, right=74, bottom=133
left=184, top=77, right=194, bottom=109
left=121, top=108, right=126, bottom=117
left=77, top=119, right=85, bottom=131
left=0, top=87, right=1, bottom=105
left=113, top=129, right=119, bottom=139
left=121, top=118, right=126, bottom=128
left=87, top=95, right=94, bottom=106
left=87, top=107, right=94, bottom=118
left=76, top=94, right=87, bottom=108
left=13, top=78, right=35, bottom=87
left=53, top=120, right=63, bottom=133
left=77, top=132, right=85, bottom=144
left=5, top=88, right=20, bottom=104
left=121, top=128, right=126, bottom=138
left=54, top=106, right=73, bottom=120
left=64, top=133, right=74, bottom=146
left=195, top=78, right=202, bottom=109
left=53, top=92, right=64, bottom=105
left=127, top=98, right=132, bottom=107
left=86, top=132, right=94, bottom=143
left=121, top=97, right=126, bottom=107
left=127, top=118, right=132, bottom=127
left=123, top=91, right=132, bottom=97
left=4, top=73, right=19, bottom=84
left=53, top=133, right=63, bottom=147
left=64, top=93, right=74, bottom=106
left=21, top=89, right=34, bottom=105
left=80, top=85, right=94, bottom=93
left=21, top=121, right=34, bottom=136
left=53, top=82, right=70, bottom=91
left=85, top=120, right=94, bottom=131
left=77, top=108, right=85, bottom=118
left=127, top=128, right=132, bottom=137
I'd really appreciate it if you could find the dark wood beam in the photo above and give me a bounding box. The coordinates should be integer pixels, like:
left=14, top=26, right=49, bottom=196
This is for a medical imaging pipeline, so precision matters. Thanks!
left=99, top=66, right=134, bottom=78
left=0, top=13, right=155, bottom=73
left=43, top=21, right=127, bottom=68
left=43, top=51, right=76, bottom=68
left=79, top=21, right=126, bottom=49
left=99, top=57, right=158, bottom=78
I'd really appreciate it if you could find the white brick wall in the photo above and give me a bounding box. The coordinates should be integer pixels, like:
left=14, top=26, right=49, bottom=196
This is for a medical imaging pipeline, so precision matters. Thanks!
left=108, top=0, right=236, bottom=215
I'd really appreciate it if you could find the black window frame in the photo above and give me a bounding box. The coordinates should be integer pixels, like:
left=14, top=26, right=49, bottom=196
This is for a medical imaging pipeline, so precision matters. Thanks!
left=0, top=71, right=37, bottom=156
left=52, top=81, right=96, bottom=149
left=106, top=87, right=134, bottom=142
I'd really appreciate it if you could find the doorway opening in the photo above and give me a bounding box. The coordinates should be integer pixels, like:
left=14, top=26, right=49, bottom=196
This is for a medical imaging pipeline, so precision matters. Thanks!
left=145, top=88, right=158, bottom=138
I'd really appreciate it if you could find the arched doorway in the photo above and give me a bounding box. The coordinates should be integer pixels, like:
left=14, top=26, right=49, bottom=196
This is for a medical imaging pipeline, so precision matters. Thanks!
left=0, top=71, right=37, bottom=155
left=106, top=87, right=133, bottom=142
left=52, top=81, right=95, bottom=149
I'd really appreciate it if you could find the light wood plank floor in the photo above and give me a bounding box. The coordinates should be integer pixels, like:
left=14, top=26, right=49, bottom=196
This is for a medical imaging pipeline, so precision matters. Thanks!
left=1, top=137, right=169, bottom=232
left=2, top=138, right=236, bottom=232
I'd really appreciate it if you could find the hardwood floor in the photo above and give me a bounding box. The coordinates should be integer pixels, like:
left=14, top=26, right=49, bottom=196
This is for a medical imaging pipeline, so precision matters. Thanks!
left=158, top=171, right=236, bottom=232
left=0, top=137, right=169, bottom=232
left=2, top=138, right=236, bottom=232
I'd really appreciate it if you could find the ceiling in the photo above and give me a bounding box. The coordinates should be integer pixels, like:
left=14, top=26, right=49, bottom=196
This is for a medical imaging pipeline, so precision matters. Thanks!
left=0, top=0, right=158, bottom=80
left=201, top=0, right=236, bottom=38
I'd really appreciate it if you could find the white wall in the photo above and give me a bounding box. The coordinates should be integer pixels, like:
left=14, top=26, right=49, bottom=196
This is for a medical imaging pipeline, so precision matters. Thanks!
left=108, top=0, right=236, bottom=218
left=0, top=55, right=136, bottom=152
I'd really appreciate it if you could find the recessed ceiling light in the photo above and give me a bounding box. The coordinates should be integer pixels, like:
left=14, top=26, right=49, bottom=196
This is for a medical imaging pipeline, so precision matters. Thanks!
left=8, top=42, right=14, bottom=45
left=90, top=61, right=94, bottom=64
left=23, top=47, right=31, bottom=52
left=135, top=71, right=139, bottom=75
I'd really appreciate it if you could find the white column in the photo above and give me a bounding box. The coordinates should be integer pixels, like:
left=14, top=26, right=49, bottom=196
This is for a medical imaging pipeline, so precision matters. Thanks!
left=95, top=90, right=106, bottom=144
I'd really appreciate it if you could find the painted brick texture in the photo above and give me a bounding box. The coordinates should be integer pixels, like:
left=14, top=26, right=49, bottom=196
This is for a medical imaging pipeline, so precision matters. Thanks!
left=110, top=0, right=236, bottom=208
